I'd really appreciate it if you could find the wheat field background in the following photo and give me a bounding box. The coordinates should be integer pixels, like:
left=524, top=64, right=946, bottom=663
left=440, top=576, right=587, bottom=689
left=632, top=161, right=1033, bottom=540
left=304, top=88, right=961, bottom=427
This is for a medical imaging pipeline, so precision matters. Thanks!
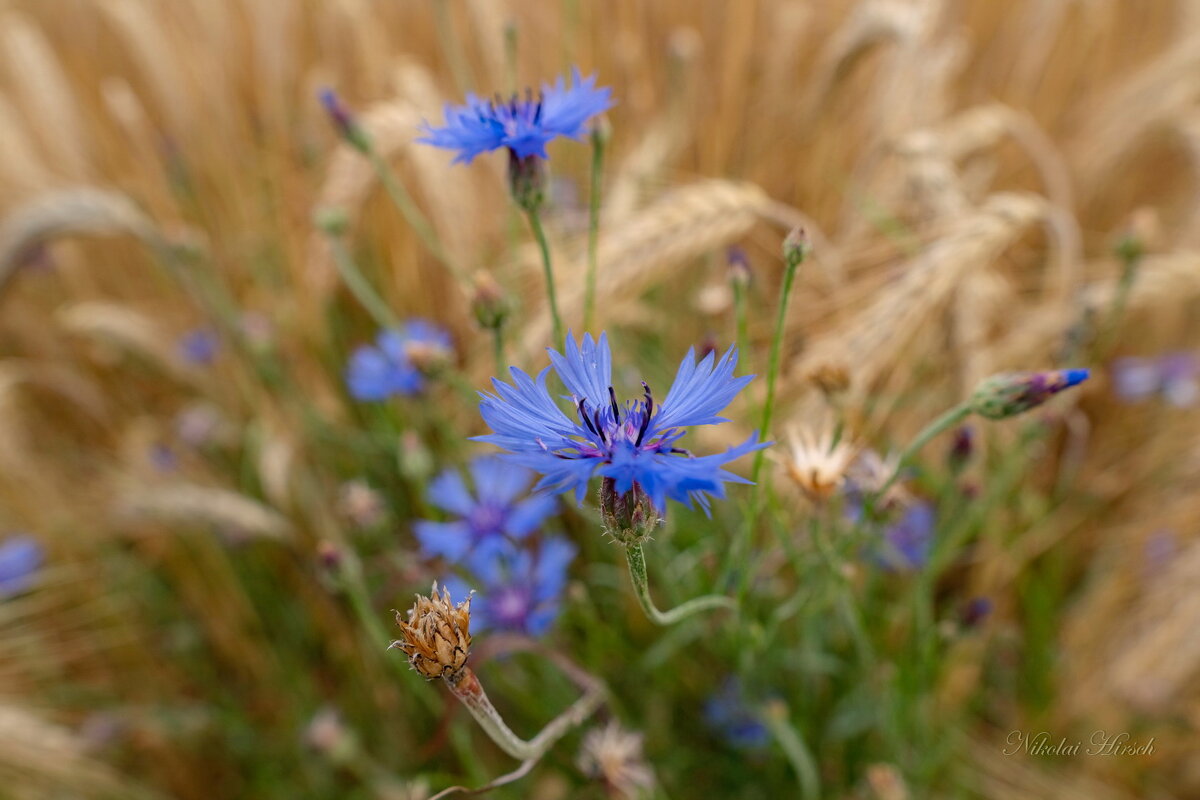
left=0, top=1, right=1198, bottom=798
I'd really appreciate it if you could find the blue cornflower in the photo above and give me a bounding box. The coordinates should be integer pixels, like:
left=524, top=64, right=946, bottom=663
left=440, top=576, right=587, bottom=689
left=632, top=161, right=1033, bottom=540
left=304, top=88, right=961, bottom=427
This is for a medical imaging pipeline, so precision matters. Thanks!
left=1111, top=352, right=1198, bottom=407
left=877, top=501, right=936, bottom=571
left=441, top=537, right=576, bottom=636
left=418, top=68, right=612, bottom=165
left=0, top=535, right=43, bottom=599
left=414, top=456, right=559, bottom=563
left=179, top=329, right=219, bottom=365
left=477, top=333, right=767, bottom=516
left=345, top=320, right=452, bottom=401
left=703, top=678, right=770, bottom=750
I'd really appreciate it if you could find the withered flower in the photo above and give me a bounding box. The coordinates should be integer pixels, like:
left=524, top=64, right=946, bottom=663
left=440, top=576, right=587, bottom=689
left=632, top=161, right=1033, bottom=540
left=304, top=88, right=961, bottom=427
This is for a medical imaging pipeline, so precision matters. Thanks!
left=782, top=426, right=857, bottom=503
left=577, top=721, right=655, bottom=798
left=390, top=582, right=472, bottom=680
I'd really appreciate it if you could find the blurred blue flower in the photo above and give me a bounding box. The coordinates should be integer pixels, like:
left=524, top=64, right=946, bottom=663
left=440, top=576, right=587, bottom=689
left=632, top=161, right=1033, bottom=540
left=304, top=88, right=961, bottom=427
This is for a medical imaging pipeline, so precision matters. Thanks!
left=414, top=456, right=558, bottom=563
left=1111, top=352, right=1198, bottom=407
left=704, top=678, right=770, bottom=750
left=878, top=501, right=936, bottom=571
left=0, top=535, right=43, bottom=598
left=178, top=329, right=219, bottom=365
left=477, top=332, right=767, bottom=514
left=345, top=320, right=452, bottom=401
left=418, top=68, right=613, bottom=164
left=441, top=537, right=576, bottom=636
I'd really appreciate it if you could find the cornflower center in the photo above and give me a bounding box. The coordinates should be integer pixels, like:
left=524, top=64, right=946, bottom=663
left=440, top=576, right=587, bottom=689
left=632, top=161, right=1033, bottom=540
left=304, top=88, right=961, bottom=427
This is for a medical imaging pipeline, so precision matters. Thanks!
left=467, top=503, right=507, bottom=537
left=490, top=584, right=534, bottom=628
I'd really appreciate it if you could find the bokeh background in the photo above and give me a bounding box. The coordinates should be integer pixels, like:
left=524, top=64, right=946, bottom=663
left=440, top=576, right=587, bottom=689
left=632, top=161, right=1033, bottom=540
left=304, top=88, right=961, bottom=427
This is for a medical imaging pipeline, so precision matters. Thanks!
left=1, top=0, right=1198, bottom=798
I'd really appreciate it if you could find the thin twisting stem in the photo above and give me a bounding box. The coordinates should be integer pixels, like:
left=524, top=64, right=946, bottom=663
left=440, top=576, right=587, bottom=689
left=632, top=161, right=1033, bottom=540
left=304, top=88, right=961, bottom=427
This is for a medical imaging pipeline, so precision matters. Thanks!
left=624, top=542, right=736, bottom=626
left=446, top=665, right=603, bottom=761
left=525, top=208, right=564, bottom=344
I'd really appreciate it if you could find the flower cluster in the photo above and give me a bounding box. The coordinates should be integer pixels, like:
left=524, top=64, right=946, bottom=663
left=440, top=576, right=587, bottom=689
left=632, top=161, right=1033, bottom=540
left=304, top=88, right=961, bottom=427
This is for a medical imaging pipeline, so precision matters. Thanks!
left=345, top=320, right=452, bottom=401
left=416, top=457, right=572, bottom=637
left=477, top=333, right=766, bottom=519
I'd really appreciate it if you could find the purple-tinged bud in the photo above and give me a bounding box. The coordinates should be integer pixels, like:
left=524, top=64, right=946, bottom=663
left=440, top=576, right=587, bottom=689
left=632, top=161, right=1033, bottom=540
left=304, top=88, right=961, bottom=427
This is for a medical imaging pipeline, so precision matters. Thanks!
left=946, top=426, right=974, bottom=473
left=698, top=332, right=719, bottom=360
left=727, top=247, right=752, bottom=288
left=318, top=88, right=371, bottom=154
left=599, top=478, right=659, bottom=545
left=959, top=596, right=993, bottom=628
left=316, top=540, right=344, bottom=573
left=508, top=150, right=546, bottom=213
left=968, top=368, right=1090, bottom=420
left=782, top=227, right=809, bottom=268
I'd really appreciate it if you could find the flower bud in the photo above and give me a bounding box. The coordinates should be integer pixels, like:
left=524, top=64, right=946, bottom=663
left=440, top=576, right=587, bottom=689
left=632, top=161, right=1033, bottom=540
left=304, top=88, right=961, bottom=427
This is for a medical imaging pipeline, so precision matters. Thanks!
left=968, top=369, right=1089, bottom=420
left=318, top=88, right=371, bottom=154
left=390, top=582, right=472, bottom=680
left=727, top=247, right=752, bottom=289
left=599, top=479, right=659, bottom=545
left=313, top=205, right=350, bottom=237
left=508, top=151, right=546, bottom=213
left=470, top=271, right=512, bottom=331
left=782, top=227, right=810, bottom=268
left=946, top=425, right=974, bottom=474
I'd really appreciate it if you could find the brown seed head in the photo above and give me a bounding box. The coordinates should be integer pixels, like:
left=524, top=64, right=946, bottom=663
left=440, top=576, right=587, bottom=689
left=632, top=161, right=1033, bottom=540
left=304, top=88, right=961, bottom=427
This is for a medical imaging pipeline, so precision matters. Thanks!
left=390, top=582, right=472, bottom=680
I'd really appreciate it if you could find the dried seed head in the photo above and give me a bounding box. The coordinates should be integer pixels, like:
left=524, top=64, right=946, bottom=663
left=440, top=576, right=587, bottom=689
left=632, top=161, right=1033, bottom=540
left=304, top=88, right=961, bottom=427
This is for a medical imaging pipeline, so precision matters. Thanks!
left=390, top=582, right=472, bottom=680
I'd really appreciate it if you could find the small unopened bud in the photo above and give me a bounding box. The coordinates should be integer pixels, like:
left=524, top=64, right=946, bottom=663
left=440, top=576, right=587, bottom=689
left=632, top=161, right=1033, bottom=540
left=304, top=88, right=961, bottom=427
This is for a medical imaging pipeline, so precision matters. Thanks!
left=968, top=369, right=1090, bottom=420
left=959, top=596, right=993, bottom=628
left=599, top=479, right=659, bottom=545
left=782, top=227, right=810, bottom=268
left=946, top=426, right=974, bottom=473
left=590, top=114, right=612, bottom=146
left=316, top=540, right=344, bottom=573
left=508, top=150, right=546, bottom=213
left=313, top=205, right=350, bottom=237
left=337, top=480, right=385, bottom=529
left=398, top=432, right=433, bottom=482
left=305, top=707, right=359, bottom=766
left=727, top=247, right=752, bottom=288
left=318, top=88, right=371, bottom=154
left=404, top=339, right=453, bottom=378
left=390, top=582, right=472, bottom=680
left=470, top=271, right=512, bottom=331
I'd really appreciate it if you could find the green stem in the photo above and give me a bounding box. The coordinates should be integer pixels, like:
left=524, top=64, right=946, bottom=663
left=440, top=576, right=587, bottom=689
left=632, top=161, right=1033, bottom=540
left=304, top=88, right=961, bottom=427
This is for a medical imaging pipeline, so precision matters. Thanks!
left=328, top=235, right=400, bottom=330
left=875, top=403, right=972, bottom=499
left=366, top=150, right=463, bottom=283
left=624, top=543, right=736, bottom=626
left=525, top=208, right=564, bottom=344
left=583, top=130, right=606, bottom=332
left=751, top=249, right=803, bottom=483
left=732, top=279, right=748, bottom=357
left=761, top=701, right=821, bottom=800
left=491, top=326, right=505, bottom=376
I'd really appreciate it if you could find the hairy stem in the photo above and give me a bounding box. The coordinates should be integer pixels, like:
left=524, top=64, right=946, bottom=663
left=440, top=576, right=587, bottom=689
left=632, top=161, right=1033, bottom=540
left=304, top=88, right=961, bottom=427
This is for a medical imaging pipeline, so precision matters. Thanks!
left=624, top=542, right=736, bottom=626
left=876, top=403, right=972, bottom=499
left=583, top=129, right=606, bottom=332
left=328, top=235, right=399, bottom=330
